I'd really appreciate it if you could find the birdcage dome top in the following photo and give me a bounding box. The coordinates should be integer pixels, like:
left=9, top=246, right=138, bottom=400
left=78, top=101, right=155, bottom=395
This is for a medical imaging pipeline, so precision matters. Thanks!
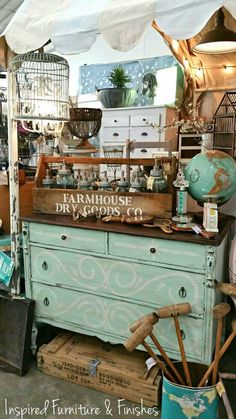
left=11, top=51, right=69, bottom=67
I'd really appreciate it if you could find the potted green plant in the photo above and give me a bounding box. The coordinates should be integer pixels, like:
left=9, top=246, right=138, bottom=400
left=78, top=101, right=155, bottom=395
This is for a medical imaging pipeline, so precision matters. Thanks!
left=97, top=65, right=137, bottom=108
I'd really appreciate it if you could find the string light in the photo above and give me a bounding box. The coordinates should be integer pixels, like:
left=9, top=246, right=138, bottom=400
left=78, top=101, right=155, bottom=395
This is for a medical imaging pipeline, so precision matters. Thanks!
left=190, top=64, right=236, bottom=71
left=183, top=58, right=189, bottom=69
left=172, top=40, right=179, bottom=52
left=224, top=65, right=234, bottom=74
left=195, top=67, right=204, bottom=77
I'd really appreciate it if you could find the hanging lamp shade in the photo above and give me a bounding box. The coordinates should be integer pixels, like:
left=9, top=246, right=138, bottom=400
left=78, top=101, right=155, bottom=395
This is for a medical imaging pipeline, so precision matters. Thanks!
left=192, top=8, right=236, bottom=54
left=11, top=51, right=69, bottom=121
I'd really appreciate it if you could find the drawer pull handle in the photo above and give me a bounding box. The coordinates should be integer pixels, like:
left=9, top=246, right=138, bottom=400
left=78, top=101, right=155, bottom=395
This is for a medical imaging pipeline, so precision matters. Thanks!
left=150, top=247, right=156, bottom=254
left=61, top=235, right=67, bottom=240
left=114, top=119, right=118, bottom=123
left=180, top=330, right=185, bottom=340
left=141, top=132, right=148, bottom=136
left=42, top=261, right=48, bottom=270
left=142, top=118, right=146, bottom=121
left=179, top=287, right=187, bottom=298
left=140, top=148, right=147, bottom=153
left=44, top=297, right=49, bottom=306
left=113, top=132, right=119, bottom=137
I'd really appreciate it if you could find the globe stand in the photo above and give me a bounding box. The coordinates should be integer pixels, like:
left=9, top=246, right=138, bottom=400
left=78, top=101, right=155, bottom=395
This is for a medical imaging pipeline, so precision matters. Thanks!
left=172, top=169, right=193, bottom=229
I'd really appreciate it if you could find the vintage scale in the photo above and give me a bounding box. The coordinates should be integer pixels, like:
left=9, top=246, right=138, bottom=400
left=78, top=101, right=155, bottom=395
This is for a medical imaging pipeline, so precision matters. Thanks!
left=172, top=169, right=193, bottom=228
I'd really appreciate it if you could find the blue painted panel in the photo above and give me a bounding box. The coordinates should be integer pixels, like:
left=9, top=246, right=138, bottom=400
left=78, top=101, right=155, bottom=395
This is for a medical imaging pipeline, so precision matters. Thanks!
left=79, top=56, right=179, bottom=106
left=0, top=250, right=14, bottom=286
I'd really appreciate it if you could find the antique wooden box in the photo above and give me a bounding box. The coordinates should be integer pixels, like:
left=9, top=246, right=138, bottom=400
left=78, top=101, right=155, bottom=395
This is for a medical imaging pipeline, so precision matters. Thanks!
left=32, top=156, right=177, bottom=219
left=37, top=331, right=161, bottom=407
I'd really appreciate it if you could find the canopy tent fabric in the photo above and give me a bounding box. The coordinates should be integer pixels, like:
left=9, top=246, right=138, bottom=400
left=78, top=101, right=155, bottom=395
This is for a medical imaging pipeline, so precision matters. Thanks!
left=0, top=0, right=23, bottom=33
left=1, top=0, right=236, bottom=56
left=153, top=7, right=236, bottom=92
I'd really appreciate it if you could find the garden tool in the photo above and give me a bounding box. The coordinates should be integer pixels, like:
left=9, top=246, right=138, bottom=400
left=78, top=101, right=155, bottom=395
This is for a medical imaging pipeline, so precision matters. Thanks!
left=101, top=214, right=154, bottom=224
left=142, top=219, right=173, bottom=234
left=212, top=302, right=231, bottom=385
left=198, top=320, right=236, bottom=387
left=155, top=303, right=192, bottom=386
left=171, top=222, right=215, bottom=238
left=129, top=313, right=185, bottom=385
left=124, top=320, right=177, bottom=383
left=215, top=282, right=236, bottom=299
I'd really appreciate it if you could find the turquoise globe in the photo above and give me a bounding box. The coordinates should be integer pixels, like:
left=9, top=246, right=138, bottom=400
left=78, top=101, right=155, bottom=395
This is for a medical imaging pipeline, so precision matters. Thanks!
left=184, top=150, right=236, bottom=205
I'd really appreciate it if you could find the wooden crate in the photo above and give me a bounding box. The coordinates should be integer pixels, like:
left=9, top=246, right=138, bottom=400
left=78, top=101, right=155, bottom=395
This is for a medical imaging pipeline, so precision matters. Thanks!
left=0, top=181, right=35, bottom=233
left=37, top=332, right=161, bottom=407
left=33, top=155, right=177, bottom=219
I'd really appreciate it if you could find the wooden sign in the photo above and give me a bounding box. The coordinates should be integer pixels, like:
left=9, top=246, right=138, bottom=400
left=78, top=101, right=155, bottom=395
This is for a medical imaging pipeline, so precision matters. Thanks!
left=33, top=188, right=173, bottom=219
left=0, top=250, right=14, bottom=286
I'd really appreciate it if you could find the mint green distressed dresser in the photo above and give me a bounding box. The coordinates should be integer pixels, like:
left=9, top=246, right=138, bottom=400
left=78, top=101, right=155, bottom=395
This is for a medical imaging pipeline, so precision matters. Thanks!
left=22, top=214, right=234, bottom=363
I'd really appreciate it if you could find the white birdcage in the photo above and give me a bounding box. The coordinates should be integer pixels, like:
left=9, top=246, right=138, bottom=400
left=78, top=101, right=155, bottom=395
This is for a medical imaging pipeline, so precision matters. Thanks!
left=11, top=51, right=69, bottom=121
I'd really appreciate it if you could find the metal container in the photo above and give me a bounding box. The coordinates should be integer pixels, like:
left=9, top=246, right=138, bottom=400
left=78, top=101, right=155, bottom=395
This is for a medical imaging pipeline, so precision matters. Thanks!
left=161, top=362, right=219, bottom=419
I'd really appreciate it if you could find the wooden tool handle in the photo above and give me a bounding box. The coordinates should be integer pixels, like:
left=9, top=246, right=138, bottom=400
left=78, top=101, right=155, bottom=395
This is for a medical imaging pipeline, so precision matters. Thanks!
left=173, top=316, right=192, bottom=386
left=212, top=302, right=231, bottom=319
left=101, top=215, right=126, bottom=223
left=198, top=321, right=236, bottom=387
left=156, top=303, right=191, bottom=319
left=150, top=332, right=185, bottom=385
left=129, top=313, right=159, bottom=333
left=124, top=321, right=153, bottom=352
left=142, top=341, right=177, bottom=383
left=212, top=318, right=224, bottom=385
left=215, top=282, right=236, bottom=298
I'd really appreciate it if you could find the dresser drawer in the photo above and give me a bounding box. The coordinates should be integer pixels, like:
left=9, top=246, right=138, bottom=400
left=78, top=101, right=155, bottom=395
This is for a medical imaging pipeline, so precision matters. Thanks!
left=103, top=115, right=129, bottom=127
left=129, top=147, right=158, bottom=158
left=28, top=223, right=106, bottom=253
left=130, top=110, right=165, bottom=127
left=102, top=127, right=129, bottom=144
left=130, top=127, right=160, bottom=141
left=30, top=247, right=205, bottom=314
left=31, top=283, right=204, bottom=360
left=109, top=233, right=206, bottom=271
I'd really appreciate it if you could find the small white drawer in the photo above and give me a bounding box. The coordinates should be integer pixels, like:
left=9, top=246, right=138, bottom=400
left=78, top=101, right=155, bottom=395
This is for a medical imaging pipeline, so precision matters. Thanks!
left=130, top=110, right=165, bottom=127
left=130, top=127, right=160, bottom=141
left=102, top=127, right=129, bottom=144
left=130, top=147, right=158, bottom=158
left=103, top=115, right=129, bottom=127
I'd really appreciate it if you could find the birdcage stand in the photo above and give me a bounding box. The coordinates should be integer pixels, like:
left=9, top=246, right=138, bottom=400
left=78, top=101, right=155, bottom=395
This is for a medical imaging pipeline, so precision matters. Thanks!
left=7, top=67, right=21, bottom=294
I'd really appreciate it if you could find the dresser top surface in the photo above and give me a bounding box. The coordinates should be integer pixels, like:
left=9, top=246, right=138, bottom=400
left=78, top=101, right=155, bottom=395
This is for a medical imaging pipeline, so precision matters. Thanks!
left=21, top=213, right=234, bottom=246
left=102, top=105, right=176, bottom=112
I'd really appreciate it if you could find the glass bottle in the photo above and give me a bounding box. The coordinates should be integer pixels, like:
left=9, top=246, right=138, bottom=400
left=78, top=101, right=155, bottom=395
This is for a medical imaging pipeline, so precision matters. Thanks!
left=78, top=175, right=92, bottom=190
left=42, top=169, right=54, bottom=188
left=99, top=172, right=112, bottom=191
left=147, top=161, right=168, bottom=193
left=57, top=160, right=75, bottom=189
left=136, top=165, right=147, bottom=191
left=116, top=170, right=129, bottom=192
left=129, top=176, right=143, bottom=193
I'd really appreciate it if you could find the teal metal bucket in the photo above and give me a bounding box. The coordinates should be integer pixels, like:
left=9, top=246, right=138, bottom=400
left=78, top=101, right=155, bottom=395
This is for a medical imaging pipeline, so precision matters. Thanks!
left=161, top=362, right=219, bottom=419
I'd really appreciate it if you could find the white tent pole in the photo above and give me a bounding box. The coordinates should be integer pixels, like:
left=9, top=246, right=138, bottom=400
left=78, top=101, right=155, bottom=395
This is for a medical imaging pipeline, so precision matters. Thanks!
left=7, top=67, right=21, bottom=295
